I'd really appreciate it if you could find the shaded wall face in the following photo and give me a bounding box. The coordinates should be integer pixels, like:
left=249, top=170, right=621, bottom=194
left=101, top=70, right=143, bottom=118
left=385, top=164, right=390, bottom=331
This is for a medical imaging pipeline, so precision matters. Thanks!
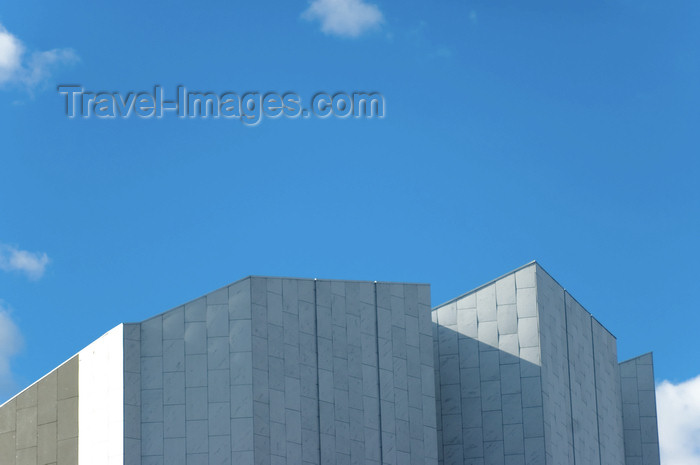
left=591, top=320, right=625, bottom=465
left=0, top=356, right=79, bottom=465
left=537, top=266, right=626, bottom=465
left=536, top=266, right=574, bottom=464
left=433, top=264, right=547, bottom=465
left=565, top=294, right=602, bottom=464
left=619, top=354, right=660, bottom=465
left=434, top=264, right=629, bottom=465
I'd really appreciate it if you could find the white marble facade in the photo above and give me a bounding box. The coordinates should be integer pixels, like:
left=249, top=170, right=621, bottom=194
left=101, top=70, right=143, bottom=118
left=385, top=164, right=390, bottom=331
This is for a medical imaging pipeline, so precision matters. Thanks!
left=0, top=265, right=662, bottom=465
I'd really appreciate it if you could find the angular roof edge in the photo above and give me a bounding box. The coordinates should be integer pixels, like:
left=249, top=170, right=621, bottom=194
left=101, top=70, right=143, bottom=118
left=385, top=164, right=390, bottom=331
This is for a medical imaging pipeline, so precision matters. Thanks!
left=133, top=275, right=252, bottom=325
left=135, top=275, right=430, bottom=325
left=247, top=275, right=430, bottom=286
left=433, top=261, right=617, bottom=339
left=620, top=352, right=654, bottom=365
left=0, top=323, right=124, bottom=409
left=433, top=260, right=538, bottom=310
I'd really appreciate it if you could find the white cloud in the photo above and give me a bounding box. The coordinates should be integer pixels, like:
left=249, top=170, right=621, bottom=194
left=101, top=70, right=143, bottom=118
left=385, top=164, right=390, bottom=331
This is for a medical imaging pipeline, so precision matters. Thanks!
left=657, top=375, right=700, bottom=465
left=0, top=22, right=78, bottom=91
left=0, top=243, right=50, bottom=280
left=0, top=24, right=24, bottom=83
left=0, top=303, right=23, bottom=399
left=302, top=0, right=384, bottom=38
left=23, top=48, right=79, bottom=88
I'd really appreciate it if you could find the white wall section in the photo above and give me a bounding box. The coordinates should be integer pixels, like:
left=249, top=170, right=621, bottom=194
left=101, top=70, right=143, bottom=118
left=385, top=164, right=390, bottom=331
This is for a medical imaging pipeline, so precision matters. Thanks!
left=79, top=324, right=125, bottom=465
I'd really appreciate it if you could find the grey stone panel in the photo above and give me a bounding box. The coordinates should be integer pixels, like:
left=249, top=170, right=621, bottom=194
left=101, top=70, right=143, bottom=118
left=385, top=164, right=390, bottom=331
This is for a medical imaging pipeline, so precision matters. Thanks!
left=536, top=264, right=630, bottom=465
left=237, top=277, right=436, bottom=465
left=124, top=322, right=142, bottom=462
left=592, top=319, right=625, bottom=465
left=620, top=354, right=660, bottom=465
left=535, top=267, right=574, bottom=465
left=377, top=283, right=397, bottom=465
left=420, top=286, right=439, bottom=465
left=250, top=279, right=269, bottom=465
left=565, top=294, right=600, bottom=465
left=37, top=373, right=57, bottom=427
left=128, top=277, right=255, bottom=465
left=540, top=264, right=655, bottom=465
left=140, top=314, right=165, bottom=462
left=0, top=399, right=16, bottom=465
left=57, top=436, right=78, bottom=465
left=432, top=311, right=443, bottom=465
left=298, top=279, right=319, bottom=465
left=0, top=355, right=78, bottom=465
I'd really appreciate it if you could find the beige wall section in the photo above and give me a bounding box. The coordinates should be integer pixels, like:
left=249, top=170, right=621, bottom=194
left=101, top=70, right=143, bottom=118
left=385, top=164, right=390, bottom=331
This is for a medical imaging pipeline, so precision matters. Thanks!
left=0, top=355, right=79, bottom=465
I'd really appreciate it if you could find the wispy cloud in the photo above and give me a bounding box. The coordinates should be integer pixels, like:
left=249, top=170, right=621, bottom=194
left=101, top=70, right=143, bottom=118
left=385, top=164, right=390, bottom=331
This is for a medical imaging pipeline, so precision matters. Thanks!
left=0, top=242, right=45, bottom=401
left=657, top=375, right=700, bottom=465
left=0, top=303, right=23, bottom=400
left=302, top=0, right=384, bottom=38
left=0, top=243, right=50, bottom=280
left=0, top=22, right=78, bottom=92
left=407, top=21, right=453, bottom=60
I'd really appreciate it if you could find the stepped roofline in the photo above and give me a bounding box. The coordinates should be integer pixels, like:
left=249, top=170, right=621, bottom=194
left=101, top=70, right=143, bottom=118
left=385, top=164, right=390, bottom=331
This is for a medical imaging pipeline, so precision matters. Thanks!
left=433, top=260, right=617, bottom=339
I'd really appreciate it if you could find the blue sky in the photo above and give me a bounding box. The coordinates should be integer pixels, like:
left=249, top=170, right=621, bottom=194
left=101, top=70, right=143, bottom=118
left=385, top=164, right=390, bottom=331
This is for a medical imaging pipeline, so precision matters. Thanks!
left=1, top=0, right=699, bottom=460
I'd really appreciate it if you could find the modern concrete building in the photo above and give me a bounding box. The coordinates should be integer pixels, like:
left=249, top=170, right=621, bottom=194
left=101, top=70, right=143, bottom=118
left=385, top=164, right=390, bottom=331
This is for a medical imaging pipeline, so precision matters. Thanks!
left=0, top=263, right=661, bottom=465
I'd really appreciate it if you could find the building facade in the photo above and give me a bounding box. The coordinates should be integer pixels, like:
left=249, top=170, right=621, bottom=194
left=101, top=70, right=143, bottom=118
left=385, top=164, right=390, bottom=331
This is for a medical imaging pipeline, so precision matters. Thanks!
left=0, top=263, right=660, bottom=465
